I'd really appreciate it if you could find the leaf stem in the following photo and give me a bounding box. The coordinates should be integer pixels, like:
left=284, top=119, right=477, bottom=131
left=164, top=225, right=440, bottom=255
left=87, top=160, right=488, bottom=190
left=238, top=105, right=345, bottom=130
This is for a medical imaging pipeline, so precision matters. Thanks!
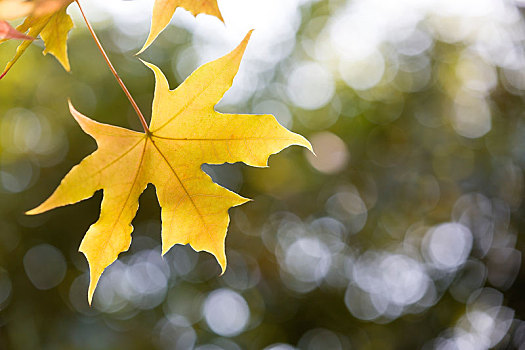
left=75, top=0, right=150, bottom=133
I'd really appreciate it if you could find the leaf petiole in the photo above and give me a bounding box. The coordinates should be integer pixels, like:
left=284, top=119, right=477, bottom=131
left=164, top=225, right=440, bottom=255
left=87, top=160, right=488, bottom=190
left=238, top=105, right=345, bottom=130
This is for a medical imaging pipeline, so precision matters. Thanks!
left=75, top=0, right=150, bottom=133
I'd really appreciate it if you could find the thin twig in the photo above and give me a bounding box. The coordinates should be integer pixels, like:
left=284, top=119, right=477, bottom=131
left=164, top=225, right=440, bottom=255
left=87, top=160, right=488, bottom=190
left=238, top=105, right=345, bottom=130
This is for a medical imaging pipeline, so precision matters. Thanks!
left=75, top=0, right=150, bottom=133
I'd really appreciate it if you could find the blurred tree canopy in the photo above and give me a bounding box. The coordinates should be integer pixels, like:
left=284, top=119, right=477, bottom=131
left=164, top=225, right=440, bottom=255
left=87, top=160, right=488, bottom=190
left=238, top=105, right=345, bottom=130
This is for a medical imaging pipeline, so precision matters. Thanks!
left=0, top=0, right=524, bottom=349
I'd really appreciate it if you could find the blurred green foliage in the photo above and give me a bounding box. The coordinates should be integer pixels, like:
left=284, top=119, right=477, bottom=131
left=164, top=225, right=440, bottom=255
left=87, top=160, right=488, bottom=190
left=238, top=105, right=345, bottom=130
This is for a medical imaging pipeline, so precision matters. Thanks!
left=0, top=0, right=524, bottom=349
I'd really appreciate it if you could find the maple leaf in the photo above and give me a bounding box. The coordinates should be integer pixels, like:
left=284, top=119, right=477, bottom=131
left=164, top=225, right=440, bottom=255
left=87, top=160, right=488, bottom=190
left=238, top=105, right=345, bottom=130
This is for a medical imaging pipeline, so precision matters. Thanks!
left=27, top=31, right=312, bottom=303
left=0, top=20, right=34, bottom=40
left=0, top=0, right=73, bottom=79
left=138, top=0, right=224, bottom=54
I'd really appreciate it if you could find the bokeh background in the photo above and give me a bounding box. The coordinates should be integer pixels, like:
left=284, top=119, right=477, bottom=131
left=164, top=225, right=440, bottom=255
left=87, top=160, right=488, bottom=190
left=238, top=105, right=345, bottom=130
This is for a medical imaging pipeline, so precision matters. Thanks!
left=1, top=0, right=525, bottom=348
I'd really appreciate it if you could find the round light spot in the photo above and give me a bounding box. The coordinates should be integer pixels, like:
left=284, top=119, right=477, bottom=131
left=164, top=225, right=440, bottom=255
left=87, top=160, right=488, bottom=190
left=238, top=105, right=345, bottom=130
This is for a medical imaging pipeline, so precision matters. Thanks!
left=158, top=315, right=196, bottom=350
left=379, top=255, right=428, bottom=306
left=298, top=328, right=343, bottom=350
left=284, top=238, right=331, bottom=283
left=125, top=260, right=168, bottom=309
left=306, top=132, right=349, bottom=174
left=456, top=53, right=497, bottom=94
left=339, top=50, right=385, bottom=90
left=203, top=289, right=250, bottom=337
left=264, top=344, right=296, bottom=350
left=286, top=62, right=335, bottom=110
left=423, top=223, right=473, bottom=271
left=451, top=93, right=492, bottom=139
left=0, top=160, right=34, bottom=193
left=325, top=192, right=367, bottom=233
left=23, top=244, right=67, bottom=290
left=344, top=283, right=382, bottom=321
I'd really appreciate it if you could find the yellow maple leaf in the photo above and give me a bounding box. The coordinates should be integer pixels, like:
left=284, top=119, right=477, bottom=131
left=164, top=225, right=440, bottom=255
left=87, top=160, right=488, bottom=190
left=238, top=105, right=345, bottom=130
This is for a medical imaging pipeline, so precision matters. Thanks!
left=138, top=0, right=223, bottom=54
left=27, top=31, right=312, bottom=304
left=0, top=0, right=73, bottom=78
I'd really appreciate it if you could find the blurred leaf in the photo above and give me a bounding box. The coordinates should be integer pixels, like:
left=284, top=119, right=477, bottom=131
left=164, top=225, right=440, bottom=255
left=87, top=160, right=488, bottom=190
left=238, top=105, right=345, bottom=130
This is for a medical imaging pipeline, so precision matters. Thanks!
left=27, top=31, right=311, bottom=304
left=0, top=20, right=33, bottom=40
left=1, top=1, right=73, bottom=79
left=0, top=0, right=72, bottom=20
left=138, top=0, right=224, bottom=54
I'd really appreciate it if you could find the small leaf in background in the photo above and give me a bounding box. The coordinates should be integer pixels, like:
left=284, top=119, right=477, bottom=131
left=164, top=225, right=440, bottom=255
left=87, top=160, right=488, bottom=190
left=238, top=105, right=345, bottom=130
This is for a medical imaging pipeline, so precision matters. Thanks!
left=138, top=0, right=223, bottom=54
left=0, top=20, right=33, bottom=40
left=27, top=31, right=312, bottom=304
left=0, top=0, right=73, bottom=79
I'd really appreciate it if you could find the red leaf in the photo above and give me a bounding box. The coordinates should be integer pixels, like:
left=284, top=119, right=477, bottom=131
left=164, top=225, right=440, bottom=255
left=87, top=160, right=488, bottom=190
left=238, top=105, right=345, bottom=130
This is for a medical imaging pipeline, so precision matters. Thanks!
left=0, top=20, right=34, bottom=40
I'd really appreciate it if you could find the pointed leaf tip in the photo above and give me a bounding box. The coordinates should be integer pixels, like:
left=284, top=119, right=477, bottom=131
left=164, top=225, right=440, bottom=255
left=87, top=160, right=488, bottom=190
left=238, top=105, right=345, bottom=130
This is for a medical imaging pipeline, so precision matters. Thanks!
left=138, top=0, right=225, bottom=54
left=67, top=101, right=105, bottom=137
left=87, top=276, right=97, bottom=306
left=87, top=269, right=99, bottom=305
left=68, top=101, right=90, bottom=129
left=139, top=59, right=159, bottom=73
left=216, top=251, right=227, bottom=275
left=240, top=29, right=254, bottom=49
left=302, top=135, right=314, bottom=155
left=25, top=207, right=39, bottom=216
